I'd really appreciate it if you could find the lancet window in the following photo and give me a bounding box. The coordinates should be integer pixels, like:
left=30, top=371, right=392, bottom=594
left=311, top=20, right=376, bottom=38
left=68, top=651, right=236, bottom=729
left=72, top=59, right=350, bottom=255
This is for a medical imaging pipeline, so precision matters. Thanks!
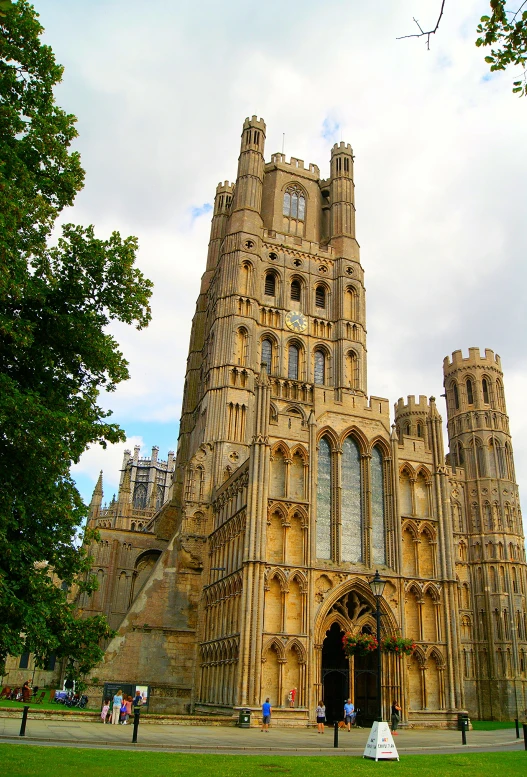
left=283, top=185, right=306, bottom=235
left=314, top=350, right=326, bottom=385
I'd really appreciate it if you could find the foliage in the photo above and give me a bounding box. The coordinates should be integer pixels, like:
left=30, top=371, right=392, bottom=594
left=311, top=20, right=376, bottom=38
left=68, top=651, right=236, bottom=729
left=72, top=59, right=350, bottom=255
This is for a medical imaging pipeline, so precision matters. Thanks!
left=381, top=636, right=416, bottom=655
left=477, top=1, right=527, bottom=96
left=0, top=1, right=152, bottom=680
left=342, top=632, right=378, bottom=656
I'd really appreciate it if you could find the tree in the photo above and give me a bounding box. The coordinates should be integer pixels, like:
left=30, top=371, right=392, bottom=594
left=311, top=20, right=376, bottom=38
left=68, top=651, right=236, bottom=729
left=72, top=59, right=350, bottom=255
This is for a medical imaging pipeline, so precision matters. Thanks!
left=0, top=0, right=153, bottom=682
left=398, top=2, right=527, bottom=97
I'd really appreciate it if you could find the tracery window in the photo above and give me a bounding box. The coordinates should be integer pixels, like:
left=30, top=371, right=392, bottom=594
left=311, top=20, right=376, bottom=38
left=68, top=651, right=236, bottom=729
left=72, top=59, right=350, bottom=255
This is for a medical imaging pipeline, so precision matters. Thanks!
left=316, top=437, right=332, bottom=559
left=283, top=185, right=306, bottom=235
left=314, top=350, right=325, bottom=385
left=371, top=446, right=386, bottom=565
left=133, top=483, right=147, bottom=509
left=341, top=436, right=363, bottom=563
left=261, top=338, right=273, bottom=374
left=288, top=343, right=299, bottom=380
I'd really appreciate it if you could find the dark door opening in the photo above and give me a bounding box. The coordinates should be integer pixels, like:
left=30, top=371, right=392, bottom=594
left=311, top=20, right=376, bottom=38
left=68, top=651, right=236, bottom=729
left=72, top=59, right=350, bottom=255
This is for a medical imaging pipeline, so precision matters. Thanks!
left=321, top=622, right=349, bottom=723
left=354, top=648, right=378, bottom=726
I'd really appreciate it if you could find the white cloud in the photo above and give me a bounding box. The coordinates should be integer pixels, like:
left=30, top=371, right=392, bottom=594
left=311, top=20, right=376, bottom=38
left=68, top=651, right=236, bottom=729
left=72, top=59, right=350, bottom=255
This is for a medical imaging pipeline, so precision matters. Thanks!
left=71, top=436, right=145, bottom=502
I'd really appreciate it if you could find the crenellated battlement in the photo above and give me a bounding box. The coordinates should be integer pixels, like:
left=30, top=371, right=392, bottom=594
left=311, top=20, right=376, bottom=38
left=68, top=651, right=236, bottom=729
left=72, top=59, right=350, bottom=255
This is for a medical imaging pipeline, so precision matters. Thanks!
left=216, top=181, right=234, bottom=194
left=394, top=395, right=430, bottom=417
left=243, top=115, right=266, bottom=131
left=269, top=152, right=320, bottom=177
left=443, top=348, right=501, bottom=372
left=331, top=141, right=353, bottom=156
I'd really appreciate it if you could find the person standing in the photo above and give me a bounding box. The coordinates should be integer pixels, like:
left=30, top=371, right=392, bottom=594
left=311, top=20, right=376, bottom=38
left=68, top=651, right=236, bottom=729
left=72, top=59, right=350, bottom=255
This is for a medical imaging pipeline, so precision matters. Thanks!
left=391, top=699, right=401, bottom=735
left=288, top=687, right=297, bottom=708
left=111, top=689, right=123, bottom=725
left=261, top=697, right=272, bottom=732
left=101, top=699, right=110, bottom=724
left=132, top=690, right=143, bottom=712
left=315, top=700, right=326, bottom=734
left=344, top=698, right=355, bottom=731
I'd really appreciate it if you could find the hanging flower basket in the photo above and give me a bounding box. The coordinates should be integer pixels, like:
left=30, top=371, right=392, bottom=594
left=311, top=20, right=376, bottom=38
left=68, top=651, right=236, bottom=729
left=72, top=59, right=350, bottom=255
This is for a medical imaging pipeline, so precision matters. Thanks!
left=342, top=632, right=378, bottom=657
left=381, top=636, right=416, bottom=656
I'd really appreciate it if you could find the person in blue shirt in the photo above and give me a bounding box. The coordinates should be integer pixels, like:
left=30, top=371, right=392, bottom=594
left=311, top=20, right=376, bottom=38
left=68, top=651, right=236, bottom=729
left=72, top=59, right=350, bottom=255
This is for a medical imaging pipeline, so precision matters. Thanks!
left=111, top=689, right=123, bottom=725
left=344, top=699, right=355, bottom=731
left=261, top=698, right=272, bottom=732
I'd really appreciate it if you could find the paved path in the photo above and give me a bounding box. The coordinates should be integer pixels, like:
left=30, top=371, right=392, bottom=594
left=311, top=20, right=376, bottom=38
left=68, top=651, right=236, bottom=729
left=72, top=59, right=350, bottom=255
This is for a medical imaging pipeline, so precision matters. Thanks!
left=0, top=718, right=524, bottom=756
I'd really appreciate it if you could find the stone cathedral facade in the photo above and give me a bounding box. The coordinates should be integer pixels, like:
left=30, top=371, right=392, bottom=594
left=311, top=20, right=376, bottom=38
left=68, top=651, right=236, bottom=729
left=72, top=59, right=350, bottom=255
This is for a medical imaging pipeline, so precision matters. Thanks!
left=86, top=117, right=527, bottom=725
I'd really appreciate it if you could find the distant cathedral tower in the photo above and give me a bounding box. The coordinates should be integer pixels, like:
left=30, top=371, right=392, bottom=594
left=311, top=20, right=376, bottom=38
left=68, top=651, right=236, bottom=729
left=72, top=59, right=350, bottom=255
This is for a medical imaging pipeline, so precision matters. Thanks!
left=85, top=117, right=526, bottom=725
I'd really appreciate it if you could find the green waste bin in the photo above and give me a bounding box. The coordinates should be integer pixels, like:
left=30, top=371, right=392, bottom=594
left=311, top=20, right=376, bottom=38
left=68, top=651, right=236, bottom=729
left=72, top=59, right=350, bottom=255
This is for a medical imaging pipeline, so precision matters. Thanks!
left=458, top=714, right=470, bottom=731
left=238, top=709, right=251, bottom=728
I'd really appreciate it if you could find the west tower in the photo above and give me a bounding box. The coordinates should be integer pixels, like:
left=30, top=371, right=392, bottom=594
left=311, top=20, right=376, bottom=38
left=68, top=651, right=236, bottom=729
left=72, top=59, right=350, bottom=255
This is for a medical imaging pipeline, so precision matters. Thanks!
left=84, top=118, right=527, bottom=725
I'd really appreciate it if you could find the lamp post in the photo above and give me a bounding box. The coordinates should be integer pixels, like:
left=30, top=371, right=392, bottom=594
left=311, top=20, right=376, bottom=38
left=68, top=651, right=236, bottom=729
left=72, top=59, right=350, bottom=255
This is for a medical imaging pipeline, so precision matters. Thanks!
left=369, top=570, right=386, bottom=722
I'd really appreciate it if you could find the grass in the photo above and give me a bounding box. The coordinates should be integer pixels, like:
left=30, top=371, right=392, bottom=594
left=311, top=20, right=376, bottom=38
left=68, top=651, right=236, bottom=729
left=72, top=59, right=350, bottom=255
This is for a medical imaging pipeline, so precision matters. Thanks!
left=0, top=746, right=525, bottom=777
left=0, top=696, right=99, bottom=713
left=471, top=720, right=518, bottom=730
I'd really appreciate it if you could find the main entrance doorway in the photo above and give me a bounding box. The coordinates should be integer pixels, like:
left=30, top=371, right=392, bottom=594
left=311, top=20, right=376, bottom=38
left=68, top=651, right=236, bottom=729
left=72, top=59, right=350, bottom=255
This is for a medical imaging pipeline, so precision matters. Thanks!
left=354, top=647, right=378, bottom=726
left=321, top=623, right=348, bottom=723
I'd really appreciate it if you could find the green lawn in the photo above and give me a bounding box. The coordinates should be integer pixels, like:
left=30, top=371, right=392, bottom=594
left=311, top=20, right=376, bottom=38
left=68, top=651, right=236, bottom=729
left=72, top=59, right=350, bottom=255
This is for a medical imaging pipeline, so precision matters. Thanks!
left=0, top=696, right=99, bottom=713
left=0, top=746, right=525, bottom=777
left=471, top=720, right=518, bottom=730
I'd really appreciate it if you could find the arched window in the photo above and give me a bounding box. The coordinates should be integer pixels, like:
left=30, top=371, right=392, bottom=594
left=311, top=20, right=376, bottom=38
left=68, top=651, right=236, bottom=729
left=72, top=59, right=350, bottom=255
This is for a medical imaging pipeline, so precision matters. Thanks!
left=133, top=483, right=147, bottom=509
left=371, top=446, right=386, bottom=565
left=453, top=382, right=460, bottom=410
left=315, top=285, right=326, bottom=309
left=345, top=350, right=359, bottom=389
left=283, top=185, right=306, bottom=235
left=290, top=279, right=301, bottom=302
left=466, top=378, right=474, bottom=405
left=288, top=343, right=299, bottom=380
left=496, top=379, right=505, bottom=411
left=482, top=377, right=490, bottom=404
left=261, top=339, right=272, bottom=373
left=316, top=437, right=332, bottom=559
left=342, top=436, right=363, bottom=562
left=455, top=442, right=464, bottom=468
left=476, top=439, right=486, bottom=477
left=417, top=422, right=423, bottom=438
left=264, top=272, right=276, bottom=297
left=235, top=327, right=248, bottom=366
left=314, top=350, right=325, bottom=385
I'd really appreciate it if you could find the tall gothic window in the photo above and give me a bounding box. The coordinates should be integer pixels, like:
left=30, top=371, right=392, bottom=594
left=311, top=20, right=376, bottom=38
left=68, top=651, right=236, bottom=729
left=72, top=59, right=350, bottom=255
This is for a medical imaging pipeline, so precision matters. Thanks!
left=288, top=343, right=299, bottom=380
left=316, top=437, right=332, bottom=559
left=283, top=185, right=306, bottom=235
left=371, top=446, right=386, bottom=565
left=264, top=272, right=276, bottom=297
left=482, top=377, right=490, bottom=404
left=315, top=285, right=326, bottom=309
left=453, top=382, right=460, bottom=410
left=314, top=350, right=325, bottom=385
left=466, top=378, right=474, bottom=405
left=133, top=483, right=147, bottom=509
left=341, top=436, right=363, bottom=562
left=261, top=338, right=272, bottom=373
left=290, top=279, right=301, bottom=302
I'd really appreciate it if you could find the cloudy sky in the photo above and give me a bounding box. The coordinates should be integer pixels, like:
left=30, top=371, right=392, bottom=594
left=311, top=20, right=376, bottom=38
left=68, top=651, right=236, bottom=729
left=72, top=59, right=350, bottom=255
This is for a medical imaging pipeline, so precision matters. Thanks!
left=35, top=1, right=527, bottom=531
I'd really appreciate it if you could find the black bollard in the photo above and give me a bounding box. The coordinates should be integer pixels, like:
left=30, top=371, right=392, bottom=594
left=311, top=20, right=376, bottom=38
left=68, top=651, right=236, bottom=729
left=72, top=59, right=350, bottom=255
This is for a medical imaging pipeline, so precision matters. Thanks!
left=19, top=706, right=29, bottom=737
left=461, top=717, right=467, bottom=746
left=523, top=723, right=527, bottom=751
left=132, top=709, right=140, bottom=744
left=333, top=720, right=339, bottom=748
left=515, top=718, right=520, bottom=738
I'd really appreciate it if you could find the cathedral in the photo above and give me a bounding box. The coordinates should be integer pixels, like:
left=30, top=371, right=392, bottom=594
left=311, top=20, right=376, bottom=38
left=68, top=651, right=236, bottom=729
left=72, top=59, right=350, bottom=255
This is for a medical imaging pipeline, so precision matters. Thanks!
left=83, top=116, right=527, bottom=726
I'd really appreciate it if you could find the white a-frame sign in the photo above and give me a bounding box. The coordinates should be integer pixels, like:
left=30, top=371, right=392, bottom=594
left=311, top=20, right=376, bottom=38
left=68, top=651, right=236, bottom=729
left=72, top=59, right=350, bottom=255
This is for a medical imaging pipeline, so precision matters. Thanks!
left=363, top=721, right=400, bottom=761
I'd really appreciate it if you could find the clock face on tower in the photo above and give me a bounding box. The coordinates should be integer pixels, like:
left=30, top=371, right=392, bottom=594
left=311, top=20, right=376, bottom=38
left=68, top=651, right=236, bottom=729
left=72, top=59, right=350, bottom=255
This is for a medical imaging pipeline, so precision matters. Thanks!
left=285, top=310, right=308, bottom=333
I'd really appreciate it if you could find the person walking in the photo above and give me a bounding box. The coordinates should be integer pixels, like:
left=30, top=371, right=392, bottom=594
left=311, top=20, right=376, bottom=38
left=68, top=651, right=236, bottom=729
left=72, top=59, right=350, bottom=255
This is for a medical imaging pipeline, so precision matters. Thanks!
left=261, top=697, right=272, bottom=732
left=101, top=699, right=110, bottom=724
left=111, top=689, right=123, bottom=725
left=344, top=698, right=355, bottom=731
left=315, top=700, right=326, bottom=733
left=391, top=699, right=401, bottom=735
